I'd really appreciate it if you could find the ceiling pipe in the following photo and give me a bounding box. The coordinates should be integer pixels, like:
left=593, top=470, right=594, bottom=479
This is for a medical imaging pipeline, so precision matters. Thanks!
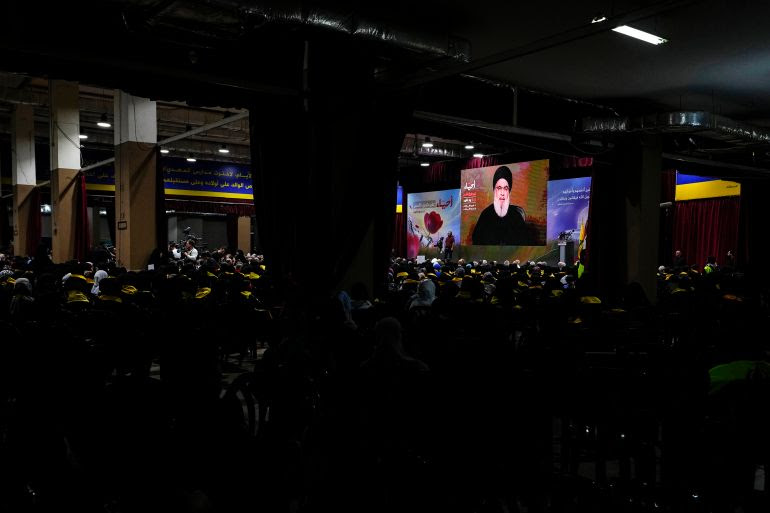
left=662, top=152, right=770, bottom=176
left=460, top=73, right=621, bottom=117
left=582, top=111, right=770, bottom=145
left=414, top=110, right=572, bottom=142
left=122, top=0, right=471, bottom=61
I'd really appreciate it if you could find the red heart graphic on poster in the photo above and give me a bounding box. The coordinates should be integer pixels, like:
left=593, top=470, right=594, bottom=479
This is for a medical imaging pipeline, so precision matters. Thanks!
left=424, top=211, right=443, bottom=234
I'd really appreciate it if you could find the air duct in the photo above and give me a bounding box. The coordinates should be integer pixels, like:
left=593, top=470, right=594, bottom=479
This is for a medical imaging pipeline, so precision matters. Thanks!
left=582, top=111, right=770, bottom=145
left=129, top=0, right=470, bottom=61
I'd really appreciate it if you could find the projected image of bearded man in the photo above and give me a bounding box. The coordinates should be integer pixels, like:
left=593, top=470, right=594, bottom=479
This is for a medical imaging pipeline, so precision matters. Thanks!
left=493, top=176, right=510, bottom=218
left=471, top=165, right=532, bottom=246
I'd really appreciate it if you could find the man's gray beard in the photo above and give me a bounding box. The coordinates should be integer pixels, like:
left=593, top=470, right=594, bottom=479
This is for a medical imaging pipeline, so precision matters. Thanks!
left=494, top=200, right=509, bottom=218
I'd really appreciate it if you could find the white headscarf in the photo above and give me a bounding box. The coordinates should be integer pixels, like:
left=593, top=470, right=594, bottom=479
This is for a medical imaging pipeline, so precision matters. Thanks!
left=14, top=277, right=32, bottom=294
left=409, top=279, right=436, bottom=309
left=91, top=270, right=109, bottom=295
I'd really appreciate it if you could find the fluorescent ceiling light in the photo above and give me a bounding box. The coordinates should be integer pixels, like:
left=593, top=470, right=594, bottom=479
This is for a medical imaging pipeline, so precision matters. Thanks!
left=186, top=157, right=197, bottom=162
left=591, top=16, right=607, bottom=23
left=473, top=153, right=484, bottom=158
left=97, top=113, right=111, bottom=128
left=160, top=148, right=169, bottom=154
left=612, top=25, right=668, bottom=45
left=79, top=134, right=88, bottom=139
left=218, top=144, right=230, bottom=154
left=422, top=137, right=434, bottom=148
left=464, top=144, right=475, bottom=150
left=420, top=162, right=430, bottom=167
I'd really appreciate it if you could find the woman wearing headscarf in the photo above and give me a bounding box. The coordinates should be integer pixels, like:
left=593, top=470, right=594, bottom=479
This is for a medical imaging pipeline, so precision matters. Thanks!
left=9, top=277, right=35, bottom=324
left=407, top=278, right=436, bottom=310
left=91, top=269, right=109, bottom=296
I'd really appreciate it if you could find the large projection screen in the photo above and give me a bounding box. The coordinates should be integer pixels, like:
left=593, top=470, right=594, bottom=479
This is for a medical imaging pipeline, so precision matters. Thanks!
left=406, top=189, right=461, bottom=260
left=459, top=160, right=548, bottom=262
left=545, top=176, right=591, bottom=265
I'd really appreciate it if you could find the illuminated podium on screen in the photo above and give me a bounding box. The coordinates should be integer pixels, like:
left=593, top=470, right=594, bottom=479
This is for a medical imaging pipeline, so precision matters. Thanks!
left=558, top=240, right=574, bottom=264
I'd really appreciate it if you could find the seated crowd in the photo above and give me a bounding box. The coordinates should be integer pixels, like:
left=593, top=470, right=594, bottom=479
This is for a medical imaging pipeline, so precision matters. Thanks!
left=0, top=246, right=768, bottom=512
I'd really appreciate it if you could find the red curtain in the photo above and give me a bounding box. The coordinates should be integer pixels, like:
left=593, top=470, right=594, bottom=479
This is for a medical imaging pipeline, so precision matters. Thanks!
left=74, top=174, right=90, bottom=261
left=24, top=188, right=41, bottom=257
left=392, top=212, right=406, bottom=258
left=673, top=197, right=739, bottom=270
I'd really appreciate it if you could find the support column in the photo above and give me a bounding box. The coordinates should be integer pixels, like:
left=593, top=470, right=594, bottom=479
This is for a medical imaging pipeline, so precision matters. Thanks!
left=89, top=207, right=98, bottom=247
left=622, top=135, right=662, bottom=302
left=114, top=90, right=157, bottom=270
left=12, top=104, right=37, bottom=256
left=50, top=80, right=80, bottom=263
left=237, top=215, right=250, bottom=253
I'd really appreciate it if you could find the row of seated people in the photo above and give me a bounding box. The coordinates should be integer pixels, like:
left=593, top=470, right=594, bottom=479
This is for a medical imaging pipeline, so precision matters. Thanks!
left=0, top=253, right=768, bottom=512
left=0, top=255, right=283, bottom=512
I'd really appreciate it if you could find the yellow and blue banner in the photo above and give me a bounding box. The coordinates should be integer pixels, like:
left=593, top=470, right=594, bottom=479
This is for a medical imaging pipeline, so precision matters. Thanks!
left=675, top=173, right=740, bottom=201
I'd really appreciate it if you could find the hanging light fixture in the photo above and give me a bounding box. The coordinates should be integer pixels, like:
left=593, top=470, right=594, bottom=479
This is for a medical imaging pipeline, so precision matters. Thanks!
left=420, top=162, right=430, bottom=167
left=464, top=143, right=475, bottom=150
left=473, top=152, right=484, bottom=158
left=186, top=155, right=197, bottom=162
left=218, top=144, right=229, bottom=154
left=160, top=148, right=169, bottom=154
left=422, top=137, right=434, bottom=148
left=97, top=87, right=112, bottom=128
left=612, top=25, right=668, bottom=45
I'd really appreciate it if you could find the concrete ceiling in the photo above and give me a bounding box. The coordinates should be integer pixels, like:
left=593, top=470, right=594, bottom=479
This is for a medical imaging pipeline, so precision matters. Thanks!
left=449, top=0, right=770, bottom=121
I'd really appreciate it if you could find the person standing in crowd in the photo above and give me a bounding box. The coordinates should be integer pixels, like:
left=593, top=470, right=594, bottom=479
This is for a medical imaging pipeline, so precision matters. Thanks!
left=725, top=250, right=736, bottom=269
left=182, top=239, right=198, bottom=262
left=444, top=231, right=455, bottom=261
left=673, top=249, right=686, bottom=269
